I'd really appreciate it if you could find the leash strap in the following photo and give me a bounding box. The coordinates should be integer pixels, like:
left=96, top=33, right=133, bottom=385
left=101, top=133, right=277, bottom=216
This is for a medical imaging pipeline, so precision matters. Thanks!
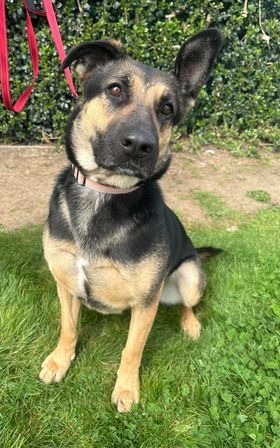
left=0, top=0, right=39, bottom=112
left=42, top=0, right=78, bottom=98
left=0, top=0, right=77, bottom=113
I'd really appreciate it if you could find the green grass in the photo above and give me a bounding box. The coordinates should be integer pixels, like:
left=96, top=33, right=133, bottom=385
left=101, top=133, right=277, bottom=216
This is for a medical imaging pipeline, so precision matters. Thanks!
left=191, top=191, right=242, bottom=226
left=246, top=190, right=272, bottom=204
left=1, top=208, right=280, bottom=447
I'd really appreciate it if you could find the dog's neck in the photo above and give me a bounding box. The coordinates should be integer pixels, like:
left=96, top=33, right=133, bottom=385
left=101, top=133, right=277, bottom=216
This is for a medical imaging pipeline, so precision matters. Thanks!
left=72, top=164, right=142, bottom=195
left=68, top=164, right=160, bottom=254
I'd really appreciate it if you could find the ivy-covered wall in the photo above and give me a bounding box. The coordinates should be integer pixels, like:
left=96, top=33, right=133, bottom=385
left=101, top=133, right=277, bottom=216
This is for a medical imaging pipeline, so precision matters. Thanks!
left=1, top=1, right=279, bottom=146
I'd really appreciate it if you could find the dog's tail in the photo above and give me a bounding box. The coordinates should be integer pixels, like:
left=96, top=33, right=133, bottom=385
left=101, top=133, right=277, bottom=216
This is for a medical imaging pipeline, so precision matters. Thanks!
left=196, top=246, right=223, bottom=260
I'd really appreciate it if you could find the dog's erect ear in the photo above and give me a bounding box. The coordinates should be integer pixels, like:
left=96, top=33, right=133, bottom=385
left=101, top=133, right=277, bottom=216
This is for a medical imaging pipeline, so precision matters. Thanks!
left=175, top=28, right=223, bottom=100
left=61, top=39, right=125, bottom=84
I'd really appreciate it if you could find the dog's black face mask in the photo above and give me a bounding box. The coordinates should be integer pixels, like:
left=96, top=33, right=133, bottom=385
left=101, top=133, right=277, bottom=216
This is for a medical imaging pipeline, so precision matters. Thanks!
left=62, top=30, right=223, bottom=188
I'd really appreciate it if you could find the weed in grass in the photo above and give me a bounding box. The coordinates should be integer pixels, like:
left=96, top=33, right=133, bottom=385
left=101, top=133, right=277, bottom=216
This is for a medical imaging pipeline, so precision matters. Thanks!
left=191, top=190, right=241, bottom=225
left=172, top=142, right=185, bottom=152
left=246, top=189, right=271, bottom=203
left=0, top=208, right=279, bottom=447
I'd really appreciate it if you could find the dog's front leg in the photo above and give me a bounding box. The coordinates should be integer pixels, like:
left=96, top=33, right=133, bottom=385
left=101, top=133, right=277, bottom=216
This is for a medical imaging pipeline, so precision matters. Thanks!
left=39, top=283, right=81, bottom=384
left=111, top=288, right=161, bottom=413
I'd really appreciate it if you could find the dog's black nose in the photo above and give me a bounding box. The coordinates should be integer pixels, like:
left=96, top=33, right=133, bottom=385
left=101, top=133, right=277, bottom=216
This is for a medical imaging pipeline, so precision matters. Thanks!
left=121, top=132, right=156, bottom=157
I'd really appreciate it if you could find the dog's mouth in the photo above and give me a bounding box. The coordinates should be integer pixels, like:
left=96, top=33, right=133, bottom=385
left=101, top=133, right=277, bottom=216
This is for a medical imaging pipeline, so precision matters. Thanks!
left=96, top=160, right=153, bottom=180
left=109, top=165, right=145, bottom=178
left=85, top=162, right=144, bottom=189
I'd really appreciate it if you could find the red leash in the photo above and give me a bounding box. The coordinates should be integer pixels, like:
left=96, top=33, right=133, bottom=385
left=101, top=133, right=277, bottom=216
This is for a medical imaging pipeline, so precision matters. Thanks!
left=0, top=0, right=78, bottom=113
left=42, top=0, right=77, bottom=98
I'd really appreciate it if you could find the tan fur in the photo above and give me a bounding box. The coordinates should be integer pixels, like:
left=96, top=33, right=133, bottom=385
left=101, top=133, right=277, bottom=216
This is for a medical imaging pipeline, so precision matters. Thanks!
left=75, top=63, right=88, bottom=84
left=42, top=69, right=176, bottom=395
left=71, top=69, right=174, bottom=187
left=111, top=288, right=162, bottom=412
left=91, top=170, right=140, bottom=189
left=39, top=282, right=81, bottom=383
left=158, top=127, right=172, bottom=154
left=181, top=306, right=201, bottom=340
left=43, top=228, right=77, bottom=293
left=80, top=95, right=112, bottom=134
left=175, top=260, right=202, bottom=307
left=71, top=95, right=113, bottom=172
left=174, top=260, right=204, bottom=340
left=42, top=229, right=81, bottom=383
left=130, top=73, right=145, bottom=98
left=71, top=116, right=98, bottom=172
left=131, top=72, right=171, bottom=115
left=43, top=227, right=163, bottom=312
left=41, top=228, right=164, bottom=409
left=71, top=95, right=120, bottom=172
left=43, top=227, right=76, bottom=258
left=131, top=74, right=169, bottom=107
left=39, top=31, right=223, bottom=413
left=41, top=228, right=202, bottom=399
left=147, top=82, right=169, bottom=105
left=59, top=195, right=72, bottom=226
left=85, top=254, right=163, bottom=311
left=154, top=126, right=172, bottom=174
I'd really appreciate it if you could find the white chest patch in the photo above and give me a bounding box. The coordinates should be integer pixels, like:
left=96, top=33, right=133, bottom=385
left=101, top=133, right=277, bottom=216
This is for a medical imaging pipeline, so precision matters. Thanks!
left=76, top=257, right=88, bottom=298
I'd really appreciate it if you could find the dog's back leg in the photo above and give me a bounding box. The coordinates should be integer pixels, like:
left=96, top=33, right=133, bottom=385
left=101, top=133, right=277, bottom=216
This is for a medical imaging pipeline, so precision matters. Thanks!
left=174, top=259, right=206, bottom=340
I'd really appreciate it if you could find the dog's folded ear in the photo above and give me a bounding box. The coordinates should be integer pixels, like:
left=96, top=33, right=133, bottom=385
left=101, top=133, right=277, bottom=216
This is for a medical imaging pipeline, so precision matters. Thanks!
left=175, top=28, right=223, bottom=102
left=61, top=39, right=125, bottom=84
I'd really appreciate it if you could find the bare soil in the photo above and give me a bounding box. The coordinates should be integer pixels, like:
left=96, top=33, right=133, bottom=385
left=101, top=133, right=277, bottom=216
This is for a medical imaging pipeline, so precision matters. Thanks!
left=0, top=145, right=279, bottom=230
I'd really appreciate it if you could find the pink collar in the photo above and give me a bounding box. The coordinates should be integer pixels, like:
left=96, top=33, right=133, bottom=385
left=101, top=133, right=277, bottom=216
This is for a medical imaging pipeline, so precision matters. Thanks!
left=72, top=165, right=141, bottom=195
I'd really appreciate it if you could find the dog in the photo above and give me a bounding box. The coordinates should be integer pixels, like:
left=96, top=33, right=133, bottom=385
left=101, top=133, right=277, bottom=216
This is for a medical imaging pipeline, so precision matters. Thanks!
left=39, top=28, right=223, bottom=412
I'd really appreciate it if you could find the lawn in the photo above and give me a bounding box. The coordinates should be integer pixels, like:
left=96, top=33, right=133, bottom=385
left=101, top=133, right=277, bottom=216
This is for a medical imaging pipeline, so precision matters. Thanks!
left=0, top=207, right=279, bottom=448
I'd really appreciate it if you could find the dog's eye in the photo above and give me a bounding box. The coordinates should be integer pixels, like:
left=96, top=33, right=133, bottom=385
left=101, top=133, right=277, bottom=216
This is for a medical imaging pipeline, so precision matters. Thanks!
left=160, top=103, right=173, bottom=116
left=108, top=84, right=122, bottom=97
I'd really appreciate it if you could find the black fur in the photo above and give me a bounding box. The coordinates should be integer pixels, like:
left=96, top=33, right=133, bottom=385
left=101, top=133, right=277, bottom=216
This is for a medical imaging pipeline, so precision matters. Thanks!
left=40, top=31, right=224, bottom=413
left=47, top=29, right=223, bottom=312
left=48, top=166, right=196, bottom=272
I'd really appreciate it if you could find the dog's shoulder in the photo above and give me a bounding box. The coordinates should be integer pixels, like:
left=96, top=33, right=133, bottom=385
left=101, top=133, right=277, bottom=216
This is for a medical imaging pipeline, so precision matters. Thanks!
left=161, top=204, right=197, bottom=274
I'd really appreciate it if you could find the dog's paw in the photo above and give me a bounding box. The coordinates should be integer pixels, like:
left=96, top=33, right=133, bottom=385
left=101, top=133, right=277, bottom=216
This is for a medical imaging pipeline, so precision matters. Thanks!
left=181, top=314, right=201, bottom=340
left=39, top=349, right=75, bottom=384
left=111, top=378, right=140, bottom=413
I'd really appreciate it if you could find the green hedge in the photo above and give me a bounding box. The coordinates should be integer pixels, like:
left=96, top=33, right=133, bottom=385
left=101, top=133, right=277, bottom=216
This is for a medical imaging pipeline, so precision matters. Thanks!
left=1, top=1, right=279, bottom=147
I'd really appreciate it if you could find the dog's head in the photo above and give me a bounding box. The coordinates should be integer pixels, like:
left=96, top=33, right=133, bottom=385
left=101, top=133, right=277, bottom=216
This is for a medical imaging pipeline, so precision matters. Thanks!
left=62, top=29, right=223, bottom=188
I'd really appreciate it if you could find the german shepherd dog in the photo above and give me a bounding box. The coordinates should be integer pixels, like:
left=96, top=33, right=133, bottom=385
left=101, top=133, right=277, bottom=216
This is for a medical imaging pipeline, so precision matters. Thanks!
left=39, top=29, right=223, bottom=412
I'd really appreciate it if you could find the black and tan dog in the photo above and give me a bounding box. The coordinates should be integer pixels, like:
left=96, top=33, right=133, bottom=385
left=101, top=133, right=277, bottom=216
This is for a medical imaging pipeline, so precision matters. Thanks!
left=39, top=29, right=223, bottom=412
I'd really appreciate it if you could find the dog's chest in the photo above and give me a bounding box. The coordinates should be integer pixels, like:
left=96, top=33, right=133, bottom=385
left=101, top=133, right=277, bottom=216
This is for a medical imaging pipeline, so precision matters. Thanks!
left=76, top=255, right=162, bottom=314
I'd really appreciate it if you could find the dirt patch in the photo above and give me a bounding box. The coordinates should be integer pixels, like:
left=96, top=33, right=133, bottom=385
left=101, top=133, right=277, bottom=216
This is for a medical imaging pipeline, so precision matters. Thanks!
left=161, top=148, right=280, bottom=225
left=0, top=146, right=65, bottom=230
left=0, top=145, right=279, bottom=230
